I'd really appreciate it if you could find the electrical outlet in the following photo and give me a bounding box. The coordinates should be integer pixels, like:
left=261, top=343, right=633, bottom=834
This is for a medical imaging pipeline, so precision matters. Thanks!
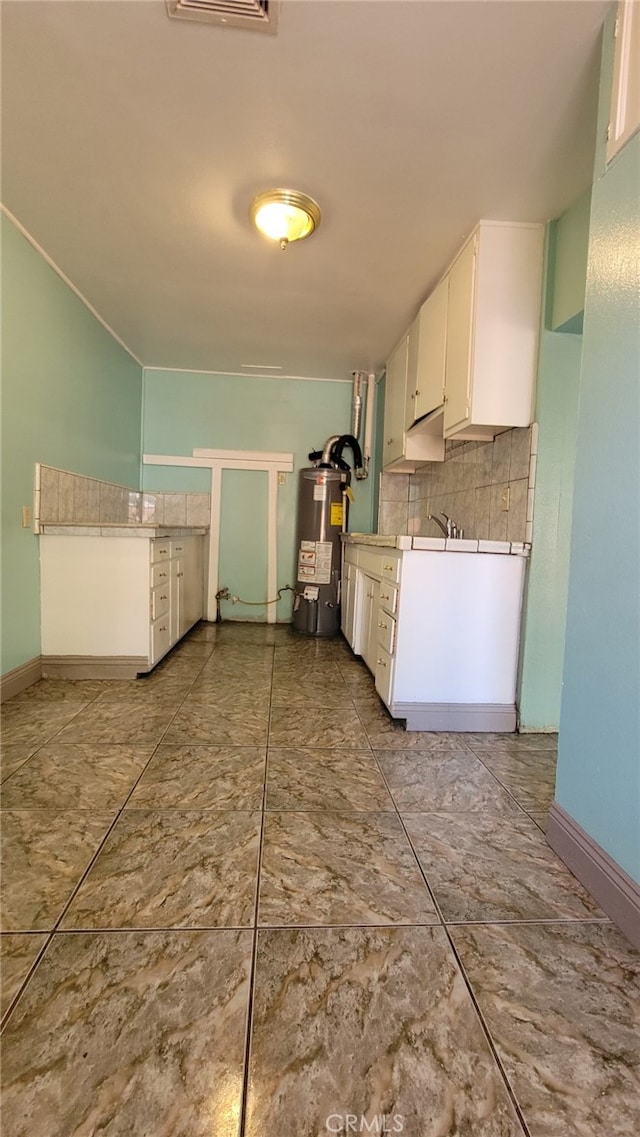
left=22, top=505, right=31, bottom=528
left=501, top=486, right=510, bottom=512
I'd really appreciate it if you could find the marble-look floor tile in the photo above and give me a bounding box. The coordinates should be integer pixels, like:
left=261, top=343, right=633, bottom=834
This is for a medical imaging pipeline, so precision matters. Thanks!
left=404, top=813, right=605, bottom=923
left=266, top=748, right=393, bottom=811
left=270, top=678, right=348, bottom=707
left=54, top=702, right=176, bottom=745
left=259, top=811, right=437, bottom=926
left=0, top=933, right=47, bottom=1015
left=183, top=688, right=271, bottom=710
left=470, top=748, right=557, bottom=811
left=1, top=810, right=114, bottom=931
left=246, top=926, right=524, bottom=1137
left=7, top=679, right=107, bottom=703
left=0, top=742, right=39, bottom=782
left=127, top=745, right=266, bottom=809
left=452, top=922, right=640, bottom=1137
left=1, top=929, right=251, bottom=1137
left=164, top=704, right=268, bottom=746
left=269, top=706, right=370, bottom=749
left=0, top=702, right=90, bottom=748
left=272, top=660, right=343, bottom=683
left=62, top=810, right=260, bottom=929
left=92, top=676, right=193, bottom=704
left=375, top=750, right=522, bottom=813
left=0, top=744, right=153, bottom=809
left=465, top=732, right=558, bottom=753
left=360, top=709, right=473, bottom=751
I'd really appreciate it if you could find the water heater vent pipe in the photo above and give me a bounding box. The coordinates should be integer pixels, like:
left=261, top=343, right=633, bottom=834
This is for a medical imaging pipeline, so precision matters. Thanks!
left=351, top=370, right=365, bottom=441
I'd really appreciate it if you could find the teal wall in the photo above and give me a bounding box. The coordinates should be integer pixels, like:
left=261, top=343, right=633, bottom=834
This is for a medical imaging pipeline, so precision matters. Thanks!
left=556, top=129, right=640, bottom=881
left=141, top=368, right=376, bottom=621
left=1, top=213, right=142, bottom=674
left=555, top=7, right=640, bottom=882
left=551, top=187, right=591, bottom=333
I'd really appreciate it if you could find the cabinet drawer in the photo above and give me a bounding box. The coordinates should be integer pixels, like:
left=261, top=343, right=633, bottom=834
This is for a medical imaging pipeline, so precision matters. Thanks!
left=150, top=539, right=171, bottom=563
left=376, top=611, right=396, bottom=655
left=378, top=583, right=398, bottom=615
left=374, top=644, right=394, bottom=707
left=151, top=562, right=171, bottom=588
left=151, top=584, right=170, bottom=621
left=151, top=615, right=171, bottom=665
left=380, top=555, right=401, bottom=584
left=170, top=539, right=185, bottom=558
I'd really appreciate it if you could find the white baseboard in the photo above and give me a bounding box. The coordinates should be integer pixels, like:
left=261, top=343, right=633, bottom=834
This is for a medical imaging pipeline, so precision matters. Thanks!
left=547, top=802, right=640, bottom=949
left=392, top=702, right=516, bottom=732
left=0, top=657, right=42, bottom=702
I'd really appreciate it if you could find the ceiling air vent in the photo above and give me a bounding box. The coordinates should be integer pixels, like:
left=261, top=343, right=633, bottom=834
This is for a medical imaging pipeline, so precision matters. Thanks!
left=166, top=0, right=279, bottom=34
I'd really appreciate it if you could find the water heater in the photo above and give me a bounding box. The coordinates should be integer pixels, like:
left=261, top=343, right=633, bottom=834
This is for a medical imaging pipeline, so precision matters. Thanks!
left=292, top=467, right=349, bottom=636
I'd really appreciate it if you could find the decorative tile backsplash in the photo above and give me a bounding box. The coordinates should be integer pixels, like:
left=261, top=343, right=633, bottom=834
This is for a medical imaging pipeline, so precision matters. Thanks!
left=35, top=465, right=210, bottom=530
left=378, top=425, right=536, bottom=544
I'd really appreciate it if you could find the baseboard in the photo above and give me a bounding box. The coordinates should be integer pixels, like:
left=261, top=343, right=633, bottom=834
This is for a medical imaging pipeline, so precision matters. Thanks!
left=392, top=702, right=516, bottom=732
left=0, top=656, right=42, bottom=702
left=41, top=655, right=149, bottom=679
left=547, top=802, right=640, bottom=949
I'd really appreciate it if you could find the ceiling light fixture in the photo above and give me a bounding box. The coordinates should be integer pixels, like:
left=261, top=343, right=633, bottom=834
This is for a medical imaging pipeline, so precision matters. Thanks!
left=249, top=189, right=321, bottom=250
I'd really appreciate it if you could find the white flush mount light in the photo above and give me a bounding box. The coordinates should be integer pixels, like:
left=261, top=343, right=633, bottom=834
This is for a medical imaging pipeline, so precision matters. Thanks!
left=249, top=189, right=321, bottom=250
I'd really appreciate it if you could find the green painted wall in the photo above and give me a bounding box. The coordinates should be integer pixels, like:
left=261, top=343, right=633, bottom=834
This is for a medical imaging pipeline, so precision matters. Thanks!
left=555, top=9, right=640, bottom=882
left=518, top=220, right=583, bottom=731
left=141, top=368, right=376, bottom=622
left=551, top=187, right=591, bottom=332
left=1, top=213, right=142, bottom=674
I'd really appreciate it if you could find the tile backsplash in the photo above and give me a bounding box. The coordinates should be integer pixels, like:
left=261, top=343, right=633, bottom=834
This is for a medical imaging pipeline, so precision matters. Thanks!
left=35, top=465, right=210, bottom=530
left=378, top=425, right=536, bottom=544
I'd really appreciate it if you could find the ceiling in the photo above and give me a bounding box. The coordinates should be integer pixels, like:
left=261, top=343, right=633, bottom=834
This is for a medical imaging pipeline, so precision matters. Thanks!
left=1, top=0, right=611, bottom=380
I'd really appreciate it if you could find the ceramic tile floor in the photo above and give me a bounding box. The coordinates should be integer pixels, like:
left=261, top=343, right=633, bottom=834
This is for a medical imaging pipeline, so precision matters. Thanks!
left=1, top=622, right=639, bottom=1137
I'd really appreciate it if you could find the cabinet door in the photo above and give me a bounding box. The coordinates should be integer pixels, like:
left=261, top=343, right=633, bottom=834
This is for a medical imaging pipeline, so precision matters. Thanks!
left=181, top=537, right=204, bottom=634
left=444, top=235, right=476, bottom=434
left=341, top=562, right=357, bottom=648
left=383, top=336, right=408, bottom=466
left=413, top=276, right=448, bottom=422
left=170, top=557, right=182, bottom=645
left=361, top=577, right=381, bottom=673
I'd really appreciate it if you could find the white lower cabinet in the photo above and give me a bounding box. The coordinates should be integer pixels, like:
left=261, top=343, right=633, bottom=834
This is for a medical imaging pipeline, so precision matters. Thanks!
left=40, top=532, right=205, bottom=678
left=342, top=541, right=526, bottom=731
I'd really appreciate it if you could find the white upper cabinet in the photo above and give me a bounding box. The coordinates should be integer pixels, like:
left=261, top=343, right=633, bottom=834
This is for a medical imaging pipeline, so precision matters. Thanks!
left=383, top=335, right=409, bottom=466
left=405, top=275, right=449, bottom=427
left=443, top=221, right=544, bottom=440
left=607, top=0, right=640, bottom=162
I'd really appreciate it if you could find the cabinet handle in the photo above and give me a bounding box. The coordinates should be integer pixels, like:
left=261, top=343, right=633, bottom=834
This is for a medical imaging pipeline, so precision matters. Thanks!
left=381, top=592, right=390, bottom=600
left=158, top=572, right=167, bottom=578
left=378, top=621, right=388, bottom=629
left=386, top=437, right=393, bottom=444
left=377, top=657, right=387, bottom=668
left=383, top=563, right=394, bottom=571
left=160, top=594, right=168, bottom=600
left=177, top=571, right=184, bottom=578
left=158, top=548, right=168, bottom=554
left=416, top=390, right=421, bottom=397
left=174, top=546, right=183, bottom=551
left=410, top=392, right=415, bottom=400
left=159, top=625, right=167, bottom=632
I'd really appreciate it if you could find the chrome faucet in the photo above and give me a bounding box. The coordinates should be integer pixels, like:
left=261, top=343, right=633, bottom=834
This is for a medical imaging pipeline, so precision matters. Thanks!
left=428, top=512, right=464, bottom=539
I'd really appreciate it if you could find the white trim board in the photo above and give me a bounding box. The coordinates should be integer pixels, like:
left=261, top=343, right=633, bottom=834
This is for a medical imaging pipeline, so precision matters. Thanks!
left=142, top=449, right=294, bottom=623
left=143, top=366, right=352, bottom=385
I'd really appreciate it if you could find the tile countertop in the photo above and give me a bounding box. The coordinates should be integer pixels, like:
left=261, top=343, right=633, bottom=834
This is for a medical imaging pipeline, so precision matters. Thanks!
left=342, top=533, right=530, bottom=556
left=40, top=525, right=209, bottom=537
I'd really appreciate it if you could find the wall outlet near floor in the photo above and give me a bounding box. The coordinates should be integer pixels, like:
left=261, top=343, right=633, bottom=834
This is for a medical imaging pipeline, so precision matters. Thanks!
left=22, top=505, right=31, bottom=528
left=501, top=486, right=511, bottom=511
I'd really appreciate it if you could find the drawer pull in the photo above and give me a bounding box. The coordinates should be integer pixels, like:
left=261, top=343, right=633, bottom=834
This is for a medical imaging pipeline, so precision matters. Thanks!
left=159, top=625, right=167, bottom=632
left=177, top=571, right=184, bottom=578
left=381, top=592, right=390, bottom=601
left=377, top=657, right=387, bottom=668
left=160, top=594, right=168, bottom=601
left=383, top=563, right=394, bottom=571
left=158, top=572, right=168, bottom=578
left=158, top=548, right=168, bottom=554
left=174, top=546, right=183, bottom=551
left=378, top=621, right=388, bottom=629
left=386, top=437, right=393, bottom=445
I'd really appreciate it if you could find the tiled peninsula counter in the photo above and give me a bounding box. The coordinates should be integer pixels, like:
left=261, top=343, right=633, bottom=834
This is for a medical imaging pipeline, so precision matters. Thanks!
left=341, top=533, right=529, bottom=731
left=39, top=526, right=207, bottom=678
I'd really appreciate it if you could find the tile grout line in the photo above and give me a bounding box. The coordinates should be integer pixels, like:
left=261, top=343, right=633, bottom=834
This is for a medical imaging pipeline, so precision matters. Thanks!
left=0, top=644, right=217, bottom=1031
left=366, top=738, right=533, bottom=1137
left=237, top=639, right=275, bottom=1137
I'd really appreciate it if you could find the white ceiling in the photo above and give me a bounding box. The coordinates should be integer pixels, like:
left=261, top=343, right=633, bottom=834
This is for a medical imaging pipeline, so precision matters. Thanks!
left=1, top=0, right=611, bottom=380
